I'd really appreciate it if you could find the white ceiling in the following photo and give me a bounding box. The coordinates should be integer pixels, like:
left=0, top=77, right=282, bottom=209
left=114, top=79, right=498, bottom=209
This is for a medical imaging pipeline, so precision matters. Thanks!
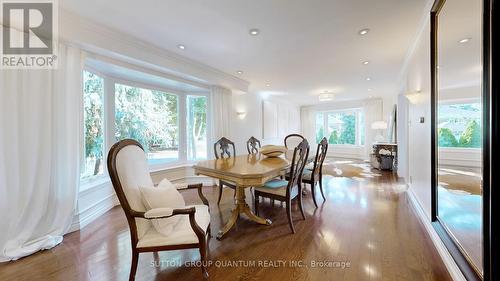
left=61, top=0, right=429, bottom=105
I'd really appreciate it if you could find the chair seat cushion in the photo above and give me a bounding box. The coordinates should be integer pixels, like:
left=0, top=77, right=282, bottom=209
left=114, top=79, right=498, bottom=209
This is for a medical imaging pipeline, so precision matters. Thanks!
left=263, top=179, right=289, bottom=188
left=254, top=179, right=298, bottom=197
left=139, top=179, right=186, bottom=236
left=137, top=205, right=210, bottom=248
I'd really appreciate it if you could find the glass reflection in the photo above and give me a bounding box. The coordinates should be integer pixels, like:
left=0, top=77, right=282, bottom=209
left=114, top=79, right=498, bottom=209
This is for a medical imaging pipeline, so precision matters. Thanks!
left=437, top=0, right=483, bottom=274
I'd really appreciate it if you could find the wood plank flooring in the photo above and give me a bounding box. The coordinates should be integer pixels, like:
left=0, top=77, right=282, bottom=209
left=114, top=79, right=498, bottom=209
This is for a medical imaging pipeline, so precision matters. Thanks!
left=0, top=169, right=451, bottom=281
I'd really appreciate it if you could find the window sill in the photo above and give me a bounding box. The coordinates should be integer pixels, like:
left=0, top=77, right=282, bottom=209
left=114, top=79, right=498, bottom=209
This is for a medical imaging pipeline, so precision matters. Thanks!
left=79, top=176, right=111, bottom=194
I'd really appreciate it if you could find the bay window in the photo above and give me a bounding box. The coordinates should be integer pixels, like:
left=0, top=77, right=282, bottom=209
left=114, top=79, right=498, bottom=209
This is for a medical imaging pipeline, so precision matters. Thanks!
left=315, top=109, right=365, bottom=146
left=80, top=65, right=209, bottom=184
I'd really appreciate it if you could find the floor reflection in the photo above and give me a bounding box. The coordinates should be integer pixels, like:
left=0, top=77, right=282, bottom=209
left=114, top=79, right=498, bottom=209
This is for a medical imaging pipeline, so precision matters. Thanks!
left=438, top=166, right=482, bottom=273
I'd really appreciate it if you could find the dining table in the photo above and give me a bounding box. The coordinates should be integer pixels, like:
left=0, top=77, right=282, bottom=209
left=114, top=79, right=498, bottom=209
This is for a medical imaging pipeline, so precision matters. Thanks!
left=193, top=151, right=310, bottom=240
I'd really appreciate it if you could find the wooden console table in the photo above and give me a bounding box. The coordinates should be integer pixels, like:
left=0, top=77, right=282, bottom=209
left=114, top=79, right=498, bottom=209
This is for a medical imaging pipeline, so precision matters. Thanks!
left=370, top=143, right=397, bottom=170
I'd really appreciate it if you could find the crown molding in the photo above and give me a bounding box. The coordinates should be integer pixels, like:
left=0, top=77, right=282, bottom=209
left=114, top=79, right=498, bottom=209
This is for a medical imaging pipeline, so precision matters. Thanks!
left=59, top=9, right=249, bottom=93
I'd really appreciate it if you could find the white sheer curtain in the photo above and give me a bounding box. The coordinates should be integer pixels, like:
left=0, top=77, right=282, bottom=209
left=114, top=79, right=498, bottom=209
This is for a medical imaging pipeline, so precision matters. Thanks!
left=0, top=43, right=83, bottom=261
left=209, top=85, right=232, bottom=158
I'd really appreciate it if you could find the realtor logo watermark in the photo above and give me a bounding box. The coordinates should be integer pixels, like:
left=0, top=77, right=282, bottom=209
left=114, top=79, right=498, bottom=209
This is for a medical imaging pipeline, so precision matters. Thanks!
left=1, top=0, right=58, bottom=69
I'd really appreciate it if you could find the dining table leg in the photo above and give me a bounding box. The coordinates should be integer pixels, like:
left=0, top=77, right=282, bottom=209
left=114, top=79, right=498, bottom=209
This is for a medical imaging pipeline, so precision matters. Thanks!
left=216, top=185, right=272, bottom=240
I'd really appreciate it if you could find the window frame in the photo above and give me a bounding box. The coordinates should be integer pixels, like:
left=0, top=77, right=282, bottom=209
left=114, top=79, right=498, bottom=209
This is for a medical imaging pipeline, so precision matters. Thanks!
left=80, top=67, right=108, bottom=187
left=80, top=64, right=210, bottom=189
left=185, top=93, right=210, bottom=162
left=316, top=108, right=365, bottom=147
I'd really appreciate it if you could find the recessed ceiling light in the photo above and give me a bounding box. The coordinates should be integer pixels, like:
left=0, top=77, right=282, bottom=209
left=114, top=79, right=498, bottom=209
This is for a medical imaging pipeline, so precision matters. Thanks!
left=319, top=92, right=335, bottom=101
left=236, top=70, right=243, bottom=75
left=249, top=28, right=260, bottom=36
left=266, top=83, right=271, bottom=87
left=359, top=28, right=370, bottom=35
left=458, top=37, right=471, bottom=43
left=363, top=60, right=370, bottom=65
left=366, top=77, right=371, bottom=81
left=177, top=44, right=186, bottom=50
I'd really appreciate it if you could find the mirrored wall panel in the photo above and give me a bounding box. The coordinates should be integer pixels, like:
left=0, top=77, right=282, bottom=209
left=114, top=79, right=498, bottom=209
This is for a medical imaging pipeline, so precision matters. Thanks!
left=436, top=0, right=483, bottom=275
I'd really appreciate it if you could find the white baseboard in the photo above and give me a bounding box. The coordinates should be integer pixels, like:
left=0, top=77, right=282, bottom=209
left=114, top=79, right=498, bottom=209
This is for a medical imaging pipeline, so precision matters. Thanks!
left=68, top=193, right=119, bottom=233
left=406, top=187, right=466, bottom=281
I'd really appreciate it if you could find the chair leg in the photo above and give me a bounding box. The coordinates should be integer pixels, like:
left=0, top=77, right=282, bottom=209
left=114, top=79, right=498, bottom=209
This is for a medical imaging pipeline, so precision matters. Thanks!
left=286, top=198, right=296, bottom=234
left=217, top=182, right=223, bottom=205
left=199, top=238, right=209, bottom=280
left=254, top=193, right=259, bottom=216
left=310, top=182, right=319, bottom=208
left=319, top=178, right=326, bottom=201
left=298, top=186, right=306, bottom=220
left=129, top=250, right=139, bottom=281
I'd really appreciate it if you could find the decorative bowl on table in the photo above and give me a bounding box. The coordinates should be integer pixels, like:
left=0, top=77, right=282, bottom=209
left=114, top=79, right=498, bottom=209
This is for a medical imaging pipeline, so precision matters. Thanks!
left=260, top=145, right=287, bottom=157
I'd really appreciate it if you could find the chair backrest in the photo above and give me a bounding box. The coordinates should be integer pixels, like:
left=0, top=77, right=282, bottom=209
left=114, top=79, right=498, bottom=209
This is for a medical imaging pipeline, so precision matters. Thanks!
left=214, top=137, right=236, bottom=159
left=284, top=134, right=305, bottom=149
left=287, top=139, right=310, bottom=193
left=311, top=137, right=328, bottom=180
left=246, top=136, right=261, bottom=154
left=107, top=139, right=152, bottom=244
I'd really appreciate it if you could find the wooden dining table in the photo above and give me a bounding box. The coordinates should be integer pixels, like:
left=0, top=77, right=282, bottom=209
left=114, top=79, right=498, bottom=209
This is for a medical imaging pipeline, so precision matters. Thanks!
left=193, top=151, right=305, bottom=240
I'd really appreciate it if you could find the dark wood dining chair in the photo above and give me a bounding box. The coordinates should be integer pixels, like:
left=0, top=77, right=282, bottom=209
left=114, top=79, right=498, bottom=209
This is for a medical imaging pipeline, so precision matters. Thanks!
left=107, top=139, right=211, bottom=280
left=302, top=137, right=328, bottom=207
left=214, top=137, right=237, bottom=204
left=246, top=136, right=261, bottom=154
left=284, top=133, right=305, bottom=149
left=254, top=139, right=310, bottom=233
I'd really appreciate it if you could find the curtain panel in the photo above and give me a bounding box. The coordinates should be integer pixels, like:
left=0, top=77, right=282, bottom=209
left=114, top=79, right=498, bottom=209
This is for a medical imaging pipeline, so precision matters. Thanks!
left=0, top=39, right=84, bottom=261
left=209, top=85, right=232, bottom=158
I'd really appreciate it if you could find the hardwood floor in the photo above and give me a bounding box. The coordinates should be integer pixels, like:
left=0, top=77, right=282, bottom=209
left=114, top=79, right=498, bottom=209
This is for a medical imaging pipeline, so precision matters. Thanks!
left=0, top=169, right=451, bottom=281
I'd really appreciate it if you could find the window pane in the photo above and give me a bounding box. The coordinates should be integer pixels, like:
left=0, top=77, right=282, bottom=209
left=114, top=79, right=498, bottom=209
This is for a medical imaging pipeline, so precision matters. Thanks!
left=115, top=84, right=179, bottom=164
left=359, top=111, right=365, bottom=146
left=327, top=112, right=356, bottom=145
left=187, top=95, right=207, bottom=160
left=438, top=103, right=481, bottom=148
left=81, top=71, right=104, bottom=179
left=315, top=113, right=324, bottom=143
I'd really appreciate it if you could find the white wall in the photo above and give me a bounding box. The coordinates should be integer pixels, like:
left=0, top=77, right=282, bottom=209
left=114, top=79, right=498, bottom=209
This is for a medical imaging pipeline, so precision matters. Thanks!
left=398, top=18, right=433, bottom=217
left=231, top=93, right=301, bottom=153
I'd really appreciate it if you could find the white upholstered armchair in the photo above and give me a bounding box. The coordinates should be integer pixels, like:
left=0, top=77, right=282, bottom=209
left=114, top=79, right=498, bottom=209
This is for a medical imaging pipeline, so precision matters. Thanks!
left=107, top=139, right=211, bottom=280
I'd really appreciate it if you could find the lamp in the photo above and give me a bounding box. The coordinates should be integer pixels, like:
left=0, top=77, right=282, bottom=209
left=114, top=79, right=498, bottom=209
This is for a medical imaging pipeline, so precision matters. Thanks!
left=319, top=91, right=335, bottom=101
left=371, top=121, right=388, bottom=143
left=405, top=90, right=421, bottom=104
left=236, top=111, right=246, bottom=119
